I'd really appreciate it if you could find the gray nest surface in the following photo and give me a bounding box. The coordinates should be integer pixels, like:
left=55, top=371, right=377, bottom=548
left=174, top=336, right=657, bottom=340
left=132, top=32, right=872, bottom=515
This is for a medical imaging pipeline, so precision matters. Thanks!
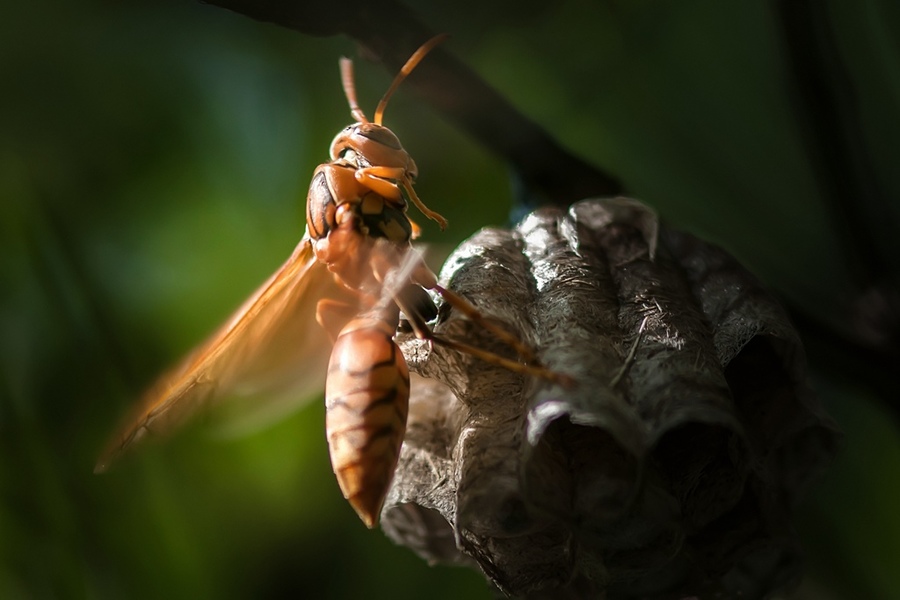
left=384, top=198, right=839, bottom=599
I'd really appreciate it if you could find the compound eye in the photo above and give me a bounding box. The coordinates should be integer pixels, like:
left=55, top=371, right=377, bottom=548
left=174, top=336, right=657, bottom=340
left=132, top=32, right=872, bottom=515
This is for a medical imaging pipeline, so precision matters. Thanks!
left=340, top=148, right=360, bottom=166
left=359, top=124, right=402, bottom=150
left=329, top=124, right=360, bottom=160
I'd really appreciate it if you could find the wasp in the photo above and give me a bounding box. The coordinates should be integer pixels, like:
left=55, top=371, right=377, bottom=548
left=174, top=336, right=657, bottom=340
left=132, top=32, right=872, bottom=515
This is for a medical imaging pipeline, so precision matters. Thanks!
left=96, top=35, right=568, bottom=528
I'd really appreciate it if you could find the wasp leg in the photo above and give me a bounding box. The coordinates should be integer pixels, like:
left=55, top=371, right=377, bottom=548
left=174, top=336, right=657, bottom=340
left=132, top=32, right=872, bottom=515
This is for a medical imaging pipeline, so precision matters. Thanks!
left=431, top=332, right=572, bottom=386
left=400, top=178, right=448, bottom=230
left=435, top=284, right=545, bottom=366
left=394, top=289, right=572, bottom=387
left=354, top=166, right=448, bottom=230
left=317, top=298, right=364, bottom=343
left=408, top=216, right=423, bottom=240
left=354, top=166, right=405, bottom=200
left=399, top=256, right=541, bottom=366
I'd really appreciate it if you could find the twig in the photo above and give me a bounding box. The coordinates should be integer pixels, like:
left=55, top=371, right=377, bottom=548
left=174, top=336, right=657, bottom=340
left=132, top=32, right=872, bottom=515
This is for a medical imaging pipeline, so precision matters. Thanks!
left=610, top=316, right=649, bottom=388
left=203, top=0, right=624, bottom=206
left=773, top=0, right=894, bottom=288
left=773, top=0, right=899, bottom=417
left=203, top=0, right=898, bottom=418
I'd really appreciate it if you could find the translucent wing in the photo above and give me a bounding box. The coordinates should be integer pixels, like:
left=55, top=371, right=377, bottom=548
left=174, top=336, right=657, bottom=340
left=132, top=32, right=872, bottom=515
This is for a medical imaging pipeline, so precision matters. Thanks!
left=96, top=236, right=347, bottom=472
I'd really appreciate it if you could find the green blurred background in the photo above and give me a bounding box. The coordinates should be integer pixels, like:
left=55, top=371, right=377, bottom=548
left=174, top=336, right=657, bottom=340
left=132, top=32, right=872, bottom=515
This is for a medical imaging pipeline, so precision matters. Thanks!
left=2, top=1, right=898, bottom=598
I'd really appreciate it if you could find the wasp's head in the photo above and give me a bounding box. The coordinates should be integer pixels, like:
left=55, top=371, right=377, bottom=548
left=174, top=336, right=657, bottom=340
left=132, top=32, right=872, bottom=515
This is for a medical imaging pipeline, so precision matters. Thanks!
left=329, top=122, right=413, bottom=174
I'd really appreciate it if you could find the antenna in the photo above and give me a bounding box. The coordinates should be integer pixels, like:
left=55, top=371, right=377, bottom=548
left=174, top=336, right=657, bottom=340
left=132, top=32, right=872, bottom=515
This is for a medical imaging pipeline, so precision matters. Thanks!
left=373, top=34, right=448, bottom=125
left=340, top=57, right=369, bottom=124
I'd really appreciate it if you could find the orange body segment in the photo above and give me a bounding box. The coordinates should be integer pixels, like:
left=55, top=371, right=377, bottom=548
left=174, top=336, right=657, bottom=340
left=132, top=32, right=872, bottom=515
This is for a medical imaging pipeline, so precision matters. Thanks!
left=325, top=313, right=410, bottom=528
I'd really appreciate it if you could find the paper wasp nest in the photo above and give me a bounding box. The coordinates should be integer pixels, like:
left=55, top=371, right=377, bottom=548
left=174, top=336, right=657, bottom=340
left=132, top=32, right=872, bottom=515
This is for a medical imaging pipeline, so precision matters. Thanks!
left=386, top=198, right=839, bottom=599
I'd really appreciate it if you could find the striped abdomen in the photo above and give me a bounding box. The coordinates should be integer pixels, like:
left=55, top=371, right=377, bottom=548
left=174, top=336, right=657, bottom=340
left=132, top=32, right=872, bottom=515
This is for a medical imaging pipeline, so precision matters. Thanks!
left=325, top=311, right=409, bottom=528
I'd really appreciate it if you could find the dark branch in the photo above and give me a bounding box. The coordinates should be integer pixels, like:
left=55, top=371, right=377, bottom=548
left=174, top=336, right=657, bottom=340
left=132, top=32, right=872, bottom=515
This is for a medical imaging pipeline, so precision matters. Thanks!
left=790, top=307, right=900, bottom=413
left=204, top=0, right=898, bottom=418
left=773, top=0, right=895, bottom=288
left=203, top=0, right=624, bottom=206
left=773, top=0, right=899, bottom=416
